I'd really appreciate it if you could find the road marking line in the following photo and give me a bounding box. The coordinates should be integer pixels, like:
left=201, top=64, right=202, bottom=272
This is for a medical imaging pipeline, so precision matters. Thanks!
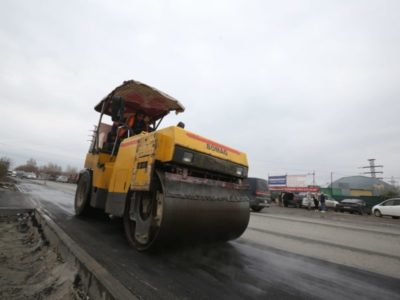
left=246, top=226, right=400, bottom=261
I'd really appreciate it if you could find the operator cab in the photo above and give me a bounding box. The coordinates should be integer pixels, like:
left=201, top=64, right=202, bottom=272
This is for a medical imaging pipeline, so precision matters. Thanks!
left=89, top=80, right=185, bottom=155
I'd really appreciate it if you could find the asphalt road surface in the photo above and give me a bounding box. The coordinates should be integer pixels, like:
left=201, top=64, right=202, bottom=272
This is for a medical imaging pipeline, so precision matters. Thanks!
left=7, top=179, right=400, bottom=300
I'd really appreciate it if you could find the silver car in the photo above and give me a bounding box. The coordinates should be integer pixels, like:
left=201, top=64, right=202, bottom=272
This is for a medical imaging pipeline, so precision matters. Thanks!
left=302, top=194, right=339, bottom=209
left=56, top=175, right=69, bottom=183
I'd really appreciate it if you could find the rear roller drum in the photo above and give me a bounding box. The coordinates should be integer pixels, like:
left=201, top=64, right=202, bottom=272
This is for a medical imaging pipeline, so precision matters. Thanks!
left=74, top=171, right=93, bottom=216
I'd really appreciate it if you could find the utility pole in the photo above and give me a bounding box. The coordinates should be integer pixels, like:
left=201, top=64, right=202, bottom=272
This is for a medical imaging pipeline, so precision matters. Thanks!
left=389, top=176, right=398, bottom=187
left=306, top=171, right=316, bottom=187
left=330, top=172, right=333, bottom=196
left=360, top=159, right=383, bottom=179
left=312, top=171, right=315, bottom=187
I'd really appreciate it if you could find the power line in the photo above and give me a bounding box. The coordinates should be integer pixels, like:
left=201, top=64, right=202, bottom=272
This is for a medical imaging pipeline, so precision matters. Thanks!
left=359, top=158, right=383, bottom=179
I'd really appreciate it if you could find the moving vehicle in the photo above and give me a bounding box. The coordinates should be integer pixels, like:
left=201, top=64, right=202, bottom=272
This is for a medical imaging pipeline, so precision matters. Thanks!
left=372, top=198, right=400, bottom=219
left=335, top=199, right=370, bottom=215
left=75, top=80, right=250, bottom=251
left=246, top=177, right=271, bottom=212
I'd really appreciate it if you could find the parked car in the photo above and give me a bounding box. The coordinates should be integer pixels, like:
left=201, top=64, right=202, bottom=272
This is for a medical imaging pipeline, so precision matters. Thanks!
left=372, top=198, right=400, bottom=219
left=302, top=194, right=339, bottom=210
left=282, top=192, right=302, bottom=208
left=301, top=193, right=315, bottom=208
left=326, top=198, right=340, bottom=209
left=67, top=174, right=79, bottom=184
left=56, top=175, right=69, bottom=183
left=335, top=199, right=370, bottom=215
left=25, top=172, right=37, bottom=179
left=15, top=171, right=25, bottom=178
left=246, top=177, right=271, bottom=212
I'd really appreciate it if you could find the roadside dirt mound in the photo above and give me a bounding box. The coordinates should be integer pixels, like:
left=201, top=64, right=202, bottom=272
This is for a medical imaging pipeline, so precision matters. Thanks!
left=0, top=180, right=17, bottom=192
left=0, top=213, right=85, bottom=299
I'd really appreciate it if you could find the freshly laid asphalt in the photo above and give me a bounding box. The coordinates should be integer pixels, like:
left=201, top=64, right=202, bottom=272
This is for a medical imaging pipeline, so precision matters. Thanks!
left=1, top=179, right=400, bottom=300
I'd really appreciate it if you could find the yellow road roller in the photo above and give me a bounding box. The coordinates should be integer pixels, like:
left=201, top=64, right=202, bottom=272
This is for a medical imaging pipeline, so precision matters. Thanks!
left=75, top=80, right=250, bottom=250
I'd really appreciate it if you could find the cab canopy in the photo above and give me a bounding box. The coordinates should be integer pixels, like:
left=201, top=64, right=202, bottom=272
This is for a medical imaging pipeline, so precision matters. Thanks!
left=95, top=80, right=185, bottom=121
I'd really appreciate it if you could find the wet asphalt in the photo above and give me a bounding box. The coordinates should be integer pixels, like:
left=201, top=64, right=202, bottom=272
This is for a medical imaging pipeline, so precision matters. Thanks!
left=3, top=179, right=400, bottom=300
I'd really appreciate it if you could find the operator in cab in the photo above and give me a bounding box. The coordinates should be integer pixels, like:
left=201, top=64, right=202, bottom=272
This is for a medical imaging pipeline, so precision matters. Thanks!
left=132, top=111, right=153, bottom=134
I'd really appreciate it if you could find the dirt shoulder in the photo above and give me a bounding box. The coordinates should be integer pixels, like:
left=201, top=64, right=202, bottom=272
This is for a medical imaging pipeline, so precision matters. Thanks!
left=0, top=177, right=17, bottom=192
left=0, top=213, right=85, bottom=300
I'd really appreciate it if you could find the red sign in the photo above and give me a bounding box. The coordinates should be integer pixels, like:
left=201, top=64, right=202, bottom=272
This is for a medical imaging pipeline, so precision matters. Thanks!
left=269, top=186, right=320, bottom=193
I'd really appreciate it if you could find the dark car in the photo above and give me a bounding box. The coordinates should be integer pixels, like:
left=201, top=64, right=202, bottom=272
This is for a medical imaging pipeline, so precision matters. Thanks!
left=335, top=199, right=371, bottom=215
left=246, top=177, right=271, bottom=212
left=282, top=192, right=302, bottom=208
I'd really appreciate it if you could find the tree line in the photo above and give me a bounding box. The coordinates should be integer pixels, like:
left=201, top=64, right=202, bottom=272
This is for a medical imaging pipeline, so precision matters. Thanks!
left=0, top=157, right=78, bottom=180
left=0, top=157, right=11, bottom=179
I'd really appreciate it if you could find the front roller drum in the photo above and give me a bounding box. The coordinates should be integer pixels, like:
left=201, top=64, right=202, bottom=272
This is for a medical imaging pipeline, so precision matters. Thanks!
left=124, top=172, right=250, bottom=251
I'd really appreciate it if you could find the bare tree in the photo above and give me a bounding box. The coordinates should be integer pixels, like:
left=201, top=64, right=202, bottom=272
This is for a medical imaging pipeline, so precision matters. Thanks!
left=27, top=158, right=37, bottom=168
left=39, top=163, right=62, bottom=178
left=64, top=165, right=79, bottom=183
left=65, top=165, right=78, bottom=176
left=15, top=158, right=38, bottom=173
left=0, top=157, right=11, bottom=179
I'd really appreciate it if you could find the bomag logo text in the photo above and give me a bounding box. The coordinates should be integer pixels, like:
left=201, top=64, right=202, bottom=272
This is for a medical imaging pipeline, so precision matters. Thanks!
left=207, top=144, right=228, bottom=156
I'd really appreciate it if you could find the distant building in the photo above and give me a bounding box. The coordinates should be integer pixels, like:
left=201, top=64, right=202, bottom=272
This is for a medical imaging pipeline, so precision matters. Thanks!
left=330, top=176, right=393, bottom=197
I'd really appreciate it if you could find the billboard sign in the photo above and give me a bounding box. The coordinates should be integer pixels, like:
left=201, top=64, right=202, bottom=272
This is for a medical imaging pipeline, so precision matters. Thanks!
left=287, top=175, right=307, bottom=187
left=268, top=175, right=287, bottom=187
left=268, top=174, right=319, bottom=192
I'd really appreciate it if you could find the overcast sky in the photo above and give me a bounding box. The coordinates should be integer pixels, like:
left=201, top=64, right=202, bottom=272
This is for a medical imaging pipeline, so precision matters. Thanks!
left=1, top=0, right=399, bottom=186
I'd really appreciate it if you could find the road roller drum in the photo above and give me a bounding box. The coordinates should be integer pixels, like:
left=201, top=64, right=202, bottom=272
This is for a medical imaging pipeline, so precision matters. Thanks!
left=123, top=171, right=250, bottom=250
